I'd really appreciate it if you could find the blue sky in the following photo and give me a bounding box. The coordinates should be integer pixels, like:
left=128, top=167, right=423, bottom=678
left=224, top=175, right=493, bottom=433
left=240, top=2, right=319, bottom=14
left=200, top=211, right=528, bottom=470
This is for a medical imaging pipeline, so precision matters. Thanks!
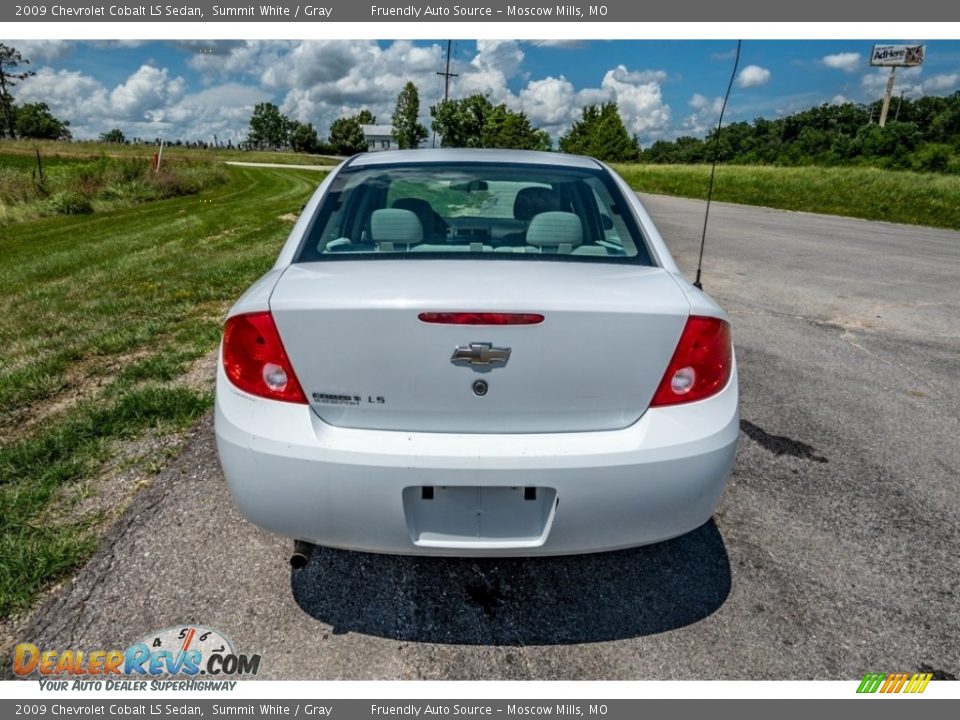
left=6, top=39, right=960, bottom=144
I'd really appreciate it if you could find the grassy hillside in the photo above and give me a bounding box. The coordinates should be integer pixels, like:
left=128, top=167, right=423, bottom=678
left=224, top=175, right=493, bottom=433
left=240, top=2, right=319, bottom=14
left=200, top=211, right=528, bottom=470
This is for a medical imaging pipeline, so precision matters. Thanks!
left=0, top=165, right=321, bottom=618
left=0, top=152, right=229, bottom=225
left=613, top=163, right=960, bottom=231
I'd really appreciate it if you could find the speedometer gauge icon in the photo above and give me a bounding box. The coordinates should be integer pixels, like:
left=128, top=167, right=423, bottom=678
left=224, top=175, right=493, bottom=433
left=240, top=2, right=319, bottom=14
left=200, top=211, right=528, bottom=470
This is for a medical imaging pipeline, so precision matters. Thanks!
left=137, top=625, right=234, bottom=670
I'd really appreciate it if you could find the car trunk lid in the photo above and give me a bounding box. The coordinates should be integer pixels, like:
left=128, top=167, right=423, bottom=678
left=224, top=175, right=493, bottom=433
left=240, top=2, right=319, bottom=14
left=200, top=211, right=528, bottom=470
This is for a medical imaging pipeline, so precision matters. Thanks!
left=270, top=260, right=690, bottom=433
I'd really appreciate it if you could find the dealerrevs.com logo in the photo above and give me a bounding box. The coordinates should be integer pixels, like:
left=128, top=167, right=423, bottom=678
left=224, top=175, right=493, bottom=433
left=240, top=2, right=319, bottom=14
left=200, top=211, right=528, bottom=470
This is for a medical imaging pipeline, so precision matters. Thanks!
left=14, top=626, right=261, bottom=690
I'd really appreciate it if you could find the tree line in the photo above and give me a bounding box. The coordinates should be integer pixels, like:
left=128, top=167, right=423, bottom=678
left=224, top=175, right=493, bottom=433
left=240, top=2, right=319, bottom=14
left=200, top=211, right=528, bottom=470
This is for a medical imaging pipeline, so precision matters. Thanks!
left=245, top=82, right=429, bottom=155
left=426, top=95, right=642, bottom=162
left=644, top=93, right=960, bottom=173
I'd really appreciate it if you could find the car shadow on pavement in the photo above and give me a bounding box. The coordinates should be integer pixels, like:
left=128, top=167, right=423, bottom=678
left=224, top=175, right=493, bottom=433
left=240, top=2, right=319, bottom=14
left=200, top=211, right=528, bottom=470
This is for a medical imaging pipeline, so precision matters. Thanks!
left=290, top=520, right=730, bottom=645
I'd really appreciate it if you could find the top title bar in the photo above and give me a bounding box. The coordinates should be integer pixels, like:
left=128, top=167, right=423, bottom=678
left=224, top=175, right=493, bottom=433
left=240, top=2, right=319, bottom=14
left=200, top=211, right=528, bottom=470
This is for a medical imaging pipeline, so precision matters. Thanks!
left=3, top=0, right=959, bottom=23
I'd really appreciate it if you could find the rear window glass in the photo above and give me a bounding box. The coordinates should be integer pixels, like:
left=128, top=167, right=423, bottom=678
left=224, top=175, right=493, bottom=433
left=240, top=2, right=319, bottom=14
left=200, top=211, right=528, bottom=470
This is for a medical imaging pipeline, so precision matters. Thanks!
left=294, top=162, right=652, bottom=265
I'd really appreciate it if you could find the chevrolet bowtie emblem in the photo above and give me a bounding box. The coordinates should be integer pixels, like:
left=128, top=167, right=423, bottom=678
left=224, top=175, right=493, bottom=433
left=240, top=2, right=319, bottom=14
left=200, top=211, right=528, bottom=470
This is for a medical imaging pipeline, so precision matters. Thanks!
left=451, top=343, right=511, bottom=367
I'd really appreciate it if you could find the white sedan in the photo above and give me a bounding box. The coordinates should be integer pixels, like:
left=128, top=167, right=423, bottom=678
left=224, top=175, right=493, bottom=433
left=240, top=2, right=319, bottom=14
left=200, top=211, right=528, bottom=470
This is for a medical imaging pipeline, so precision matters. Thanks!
left=214, top=149, right=738, bottom=563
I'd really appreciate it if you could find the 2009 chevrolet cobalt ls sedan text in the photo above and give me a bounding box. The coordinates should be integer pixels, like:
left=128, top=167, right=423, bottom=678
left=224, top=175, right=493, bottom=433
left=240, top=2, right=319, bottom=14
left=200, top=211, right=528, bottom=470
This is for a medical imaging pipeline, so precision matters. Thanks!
left=214, top=149, right=738, bottom=561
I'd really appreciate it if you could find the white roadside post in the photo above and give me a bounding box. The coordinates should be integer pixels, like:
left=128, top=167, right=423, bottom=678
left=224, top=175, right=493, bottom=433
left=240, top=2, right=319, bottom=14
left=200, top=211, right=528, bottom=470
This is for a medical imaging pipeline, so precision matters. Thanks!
left=879, top=66, right=896, bottom=127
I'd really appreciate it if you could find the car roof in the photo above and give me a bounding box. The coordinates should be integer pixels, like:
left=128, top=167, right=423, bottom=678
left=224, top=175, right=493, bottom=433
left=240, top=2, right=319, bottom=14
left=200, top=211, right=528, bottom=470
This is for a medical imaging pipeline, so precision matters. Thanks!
left=346, top=148, right=604, bottom=170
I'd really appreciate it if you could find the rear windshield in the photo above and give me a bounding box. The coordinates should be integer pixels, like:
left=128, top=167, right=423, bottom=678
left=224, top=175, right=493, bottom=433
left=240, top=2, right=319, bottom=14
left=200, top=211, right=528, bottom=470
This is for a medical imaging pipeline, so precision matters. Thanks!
left=294, top=162, right=653, bottom=265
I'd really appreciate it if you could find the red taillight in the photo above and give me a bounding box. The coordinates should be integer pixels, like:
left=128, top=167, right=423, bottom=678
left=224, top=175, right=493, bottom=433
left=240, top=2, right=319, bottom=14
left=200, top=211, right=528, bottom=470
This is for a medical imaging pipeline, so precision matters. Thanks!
left=650, top=316, right=732, bottom=407
left=418, top=312, right=544, bottom=325
left=222, top=312, right=307, bottom=404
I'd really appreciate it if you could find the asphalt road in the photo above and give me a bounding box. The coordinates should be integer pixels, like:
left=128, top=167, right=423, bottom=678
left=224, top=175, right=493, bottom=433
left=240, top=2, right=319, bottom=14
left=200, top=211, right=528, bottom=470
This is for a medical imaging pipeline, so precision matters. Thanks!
left=9, top=195, right=960, bottom=680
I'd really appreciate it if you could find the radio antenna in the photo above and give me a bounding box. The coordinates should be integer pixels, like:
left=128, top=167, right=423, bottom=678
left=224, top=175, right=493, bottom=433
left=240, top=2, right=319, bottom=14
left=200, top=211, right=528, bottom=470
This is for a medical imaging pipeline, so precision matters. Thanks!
left=694, top=39, right=741, bottom=290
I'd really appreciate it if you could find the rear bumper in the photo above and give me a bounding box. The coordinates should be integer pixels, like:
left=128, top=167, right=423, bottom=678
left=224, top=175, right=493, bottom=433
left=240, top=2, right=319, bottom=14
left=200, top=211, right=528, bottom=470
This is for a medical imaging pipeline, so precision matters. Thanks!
left=214, top=360, right=739, bottom=556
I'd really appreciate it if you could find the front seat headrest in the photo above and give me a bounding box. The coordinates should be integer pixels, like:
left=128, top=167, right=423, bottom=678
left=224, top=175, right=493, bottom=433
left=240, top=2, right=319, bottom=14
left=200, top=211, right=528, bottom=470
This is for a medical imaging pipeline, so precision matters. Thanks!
left=525, top=211, right=583, bottom=249
left=370, top=208, right=423, bottom=244
left=513, top=187, right=562, bottom=222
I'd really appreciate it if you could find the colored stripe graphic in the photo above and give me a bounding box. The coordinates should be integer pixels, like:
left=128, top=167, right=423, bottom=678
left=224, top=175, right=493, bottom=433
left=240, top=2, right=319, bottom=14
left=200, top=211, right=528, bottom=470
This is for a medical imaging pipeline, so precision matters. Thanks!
left=857, top=673, right=886, bottom=693
left=905, top=673, right=933, bottom=693
left=857, top=672, right=933, bottom=694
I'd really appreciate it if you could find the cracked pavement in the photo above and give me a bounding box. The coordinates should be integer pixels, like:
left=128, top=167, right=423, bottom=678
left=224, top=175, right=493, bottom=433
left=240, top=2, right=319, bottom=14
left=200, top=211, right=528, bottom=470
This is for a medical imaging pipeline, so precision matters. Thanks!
left=5, top=194, right=960, bottom=679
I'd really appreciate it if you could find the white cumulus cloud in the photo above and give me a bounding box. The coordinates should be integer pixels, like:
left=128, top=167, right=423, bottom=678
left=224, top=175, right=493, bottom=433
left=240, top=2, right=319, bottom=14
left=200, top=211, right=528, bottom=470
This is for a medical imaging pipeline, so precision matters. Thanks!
left=683, top=93, right=725, bottom=135
left=922, top=73, right=960, bottom=93
left=13, top=41, right=681, bottom=146
left=518, top=76, right=578, bottom=127
left=599, top=65, right=671, bottom=138
left=821, top=53, right=861, bottom=73
left=110, top=65, right=185, bottom=120
left=736, top=65, right=771, bottom=88
left=15, top=67, right=109, bottom=136
left=16, top=64, right=263, bottom=143
left=5, top=40, right=72, bottom=62
left=861, top=66, right=924, bottom=99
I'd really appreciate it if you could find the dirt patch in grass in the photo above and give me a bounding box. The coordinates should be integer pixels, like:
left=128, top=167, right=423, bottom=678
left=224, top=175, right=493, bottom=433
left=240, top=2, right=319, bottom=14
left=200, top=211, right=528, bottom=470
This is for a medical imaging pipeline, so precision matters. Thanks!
left=0, top=346, right=154, bottom=444
left=45, top=349, right=219, bottom=532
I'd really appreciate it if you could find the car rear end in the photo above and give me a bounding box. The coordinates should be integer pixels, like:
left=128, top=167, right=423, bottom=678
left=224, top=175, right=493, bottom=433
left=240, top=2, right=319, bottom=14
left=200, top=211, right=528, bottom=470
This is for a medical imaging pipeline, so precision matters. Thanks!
left=214, top=150, right=738, bottom=556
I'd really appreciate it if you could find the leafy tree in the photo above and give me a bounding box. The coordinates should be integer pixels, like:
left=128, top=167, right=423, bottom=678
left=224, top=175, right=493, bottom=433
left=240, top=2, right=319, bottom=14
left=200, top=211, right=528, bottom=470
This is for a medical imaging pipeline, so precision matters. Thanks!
left=559, top=102, right=640, bottom=162
left=355, top=109, right=376, bottom=125
left=0, top=43, right=35, bottom=138
left=430, top=94, right=551, bottom=150
left=912, top=143, right=953, bottom=173
left=289, top=121, right=320, bottom=153
left=851, top=121, right=922, bottom=167
left=484, top=105, right=551, bottom=151
left=247, top=102, right=290, bottom=149
left=391, top=81, right=428, bottom=150
left=431, top=96, right=488, bottom=148
left=639, top=92, right=960, bottom=173
left=328, top=115, right=367, bottom=155
left=644, top=136, right=707, bottom=164
left=16, top=102, right=71, bottom=140
left=99, top=128, right=126, bottom=144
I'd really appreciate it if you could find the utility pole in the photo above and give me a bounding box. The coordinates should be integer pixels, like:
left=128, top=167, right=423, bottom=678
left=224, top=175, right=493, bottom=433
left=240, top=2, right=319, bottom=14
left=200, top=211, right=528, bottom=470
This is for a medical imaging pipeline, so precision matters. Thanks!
left=432, top=40, right=458, bottom=148
left=436, top=40, right=458, bottom=102
left=878, top=65, right=896, bottom=128
left=894, top=90, right=905, bottom=122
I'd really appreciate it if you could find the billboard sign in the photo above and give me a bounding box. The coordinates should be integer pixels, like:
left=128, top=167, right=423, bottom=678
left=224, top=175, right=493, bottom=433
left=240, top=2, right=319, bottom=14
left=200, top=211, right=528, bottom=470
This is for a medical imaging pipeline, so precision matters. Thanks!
left=870, top=44, right=925, bottom=67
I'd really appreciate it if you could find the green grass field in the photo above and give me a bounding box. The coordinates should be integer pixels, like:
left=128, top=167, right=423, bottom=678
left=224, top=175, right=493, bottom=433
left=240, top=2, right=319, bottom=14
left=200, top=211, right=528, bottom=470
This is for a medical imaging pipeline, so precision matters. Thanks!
left=0, top=164, right=321, bottom=618
left=613, top=163, right=960, bottom=231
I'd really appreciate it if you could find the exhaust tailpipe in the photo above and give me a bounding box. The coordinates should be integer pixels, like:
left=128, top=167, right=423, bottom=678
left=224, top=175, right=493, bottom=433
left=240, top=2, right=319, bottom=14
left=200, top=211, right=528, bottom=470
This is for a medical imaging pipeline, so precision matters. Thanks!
left=290, top=539, right=316, bottom=570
